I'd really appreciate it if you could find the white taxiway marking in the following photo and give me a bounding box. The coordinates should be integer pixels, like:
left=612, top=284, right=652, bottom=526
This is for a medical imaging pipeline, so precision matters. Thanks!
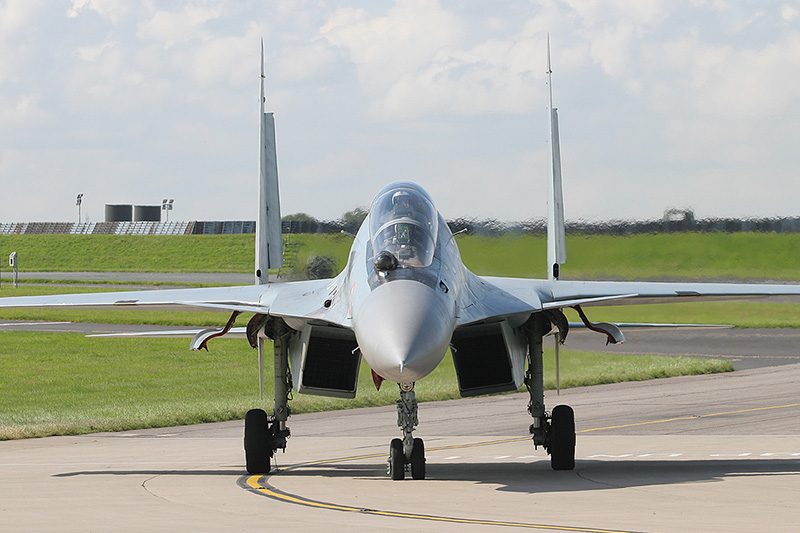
left=427, top=452, right=798, bottom=462
left=0, top=322, right=72, bottom=326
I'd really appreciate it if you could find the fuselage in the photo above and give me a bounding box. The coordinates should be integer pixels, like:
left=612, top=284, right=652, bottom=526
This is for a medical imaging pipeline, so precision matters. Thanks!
left=348, top=182, right=462, bottom=383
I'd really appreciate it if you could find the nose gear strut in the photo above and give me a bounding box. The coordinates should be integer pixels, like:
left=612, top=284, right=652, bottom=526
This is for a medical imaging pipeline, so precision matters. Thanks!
left=388, top=382, right=426, bottom=480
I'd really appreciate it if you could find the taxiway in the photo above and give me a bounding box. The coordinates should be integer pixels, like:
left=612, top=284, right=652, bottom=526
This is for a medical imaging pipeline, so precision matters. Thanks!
left=1, top=363, right=798, bottom=532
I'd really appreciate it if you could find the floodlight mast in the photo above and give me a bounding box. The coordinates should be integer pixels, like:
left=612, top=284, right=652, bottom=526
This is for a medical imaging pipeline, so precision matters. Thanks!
left=76, top=193, right=83, bottom=223
left=162, top=198, right=174, bottom=221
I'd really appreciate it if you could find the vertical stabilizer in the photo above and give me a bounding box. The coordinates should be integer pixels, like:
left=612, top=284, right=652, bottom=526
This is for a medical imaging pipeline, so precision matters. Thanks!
left=546, top=36, right=566, bottom=281
left=256, top=41, right=283, bottom=284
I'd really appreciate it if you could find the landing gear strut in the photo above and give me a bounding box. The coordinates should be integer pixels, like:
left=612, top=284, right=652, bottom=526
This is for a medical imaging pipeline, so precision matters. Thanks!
left=244, top=322, right=292, bottom=474
left=388, top=382, right=426, bottom=480
left=525, top=314, right=575, bottom=470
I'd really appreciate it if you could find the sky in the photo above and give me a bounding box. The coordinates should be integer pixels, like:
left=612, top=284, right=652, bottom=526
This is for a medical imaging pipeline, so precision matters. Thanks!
left=1, top=0, right=799, bottom=224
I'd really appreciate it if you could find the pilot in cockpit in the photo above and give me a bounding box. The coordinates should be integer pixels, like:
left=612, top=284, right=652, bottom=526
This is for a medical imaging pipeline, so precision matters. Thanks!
left=370, top=183, right=438, bottom=269
left=392, top=191, right=412, bottom=216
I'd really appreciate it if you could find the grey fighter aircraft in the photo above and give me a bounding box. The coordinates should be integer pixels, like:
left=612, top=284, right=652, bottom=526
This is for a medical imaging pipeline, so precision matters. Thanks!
left=3, top=45, right=800, bottom=481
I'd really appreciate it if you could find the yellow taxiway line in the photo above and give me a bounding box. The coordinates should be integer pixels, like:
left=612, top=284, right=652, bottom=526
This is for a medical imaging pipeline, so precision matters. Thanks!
left=241, top=402, right=799, bottom=530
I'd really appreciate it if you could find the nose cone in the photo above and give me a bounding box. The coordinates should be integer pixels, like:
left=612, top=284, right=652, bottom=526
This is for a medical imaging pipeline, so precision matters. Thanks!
left=354, top=280, right=455, bottom=383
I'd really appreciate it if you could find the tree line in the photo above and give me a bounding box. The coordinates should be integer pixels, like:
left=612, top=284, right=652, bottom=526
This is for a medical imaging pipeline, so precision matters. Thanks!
left=283, top=210, right=800, bottom=236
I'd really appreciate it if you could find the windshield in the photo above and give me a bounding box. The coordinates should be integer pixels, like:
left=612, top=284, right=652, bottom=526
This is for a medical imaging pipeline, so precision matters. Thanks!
left=369, top=182, right=438, bottom=268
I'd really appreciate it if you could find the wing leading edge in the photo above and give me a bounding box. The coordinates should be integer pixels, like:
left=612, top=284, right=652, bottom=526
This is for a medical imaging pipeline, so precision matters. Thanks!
left=0, top=277, right=348, bottom=327
left=479, top=276, right=800, bottom=313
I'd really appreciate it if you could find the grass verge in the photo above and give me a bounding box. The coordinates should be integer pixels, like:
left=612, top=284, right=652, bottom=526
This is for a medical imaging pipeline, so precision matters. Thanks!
left=3, top=232, right=800, bottom=281
left=0, top=332, right=731, bottom=440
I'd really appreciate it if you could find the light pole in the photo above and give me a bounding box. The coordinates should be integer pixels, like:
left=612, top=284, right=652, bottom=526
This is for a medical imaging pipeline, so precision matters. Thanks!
left=76, top=193, right=84, bottom=223
left=162, top=198, right=174, bottom=221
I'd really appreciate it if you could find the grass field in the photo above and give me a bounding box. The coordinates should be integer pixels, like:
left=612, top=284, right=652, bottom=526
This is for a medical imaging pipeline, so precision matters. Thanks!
left=2, top=231, right=800, bottom=281
left=3, top=231, right=799, bottom=329
left=0, top=332, right=731, bottom=440
left=0, top=231, right=793, bottom=438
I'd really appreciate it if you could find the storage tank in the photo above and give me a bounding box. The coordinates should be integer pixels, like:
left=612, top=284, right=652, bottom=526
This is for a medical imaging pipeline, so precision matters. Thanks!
left=134, top=205, right=161, bottom=222
left=105, top=204, right=132, bottom=222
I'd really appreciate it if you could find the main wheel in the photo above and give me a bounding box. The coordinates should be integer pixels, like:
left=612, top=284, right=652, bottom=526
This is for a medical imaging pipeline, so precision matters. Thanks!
left=410, top=437, right=426, bottom=480
left=244, top=409, right=273, bottom=474
left=549, top=405, right=575, bottom=471
left=389, top=438, right=405, bottom=480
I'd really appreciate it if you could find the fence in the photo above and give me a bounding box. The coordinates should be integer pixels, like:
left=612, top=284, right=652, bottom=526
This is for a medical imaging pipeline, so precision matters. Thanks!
left=3, top=216, right=800, bottom=236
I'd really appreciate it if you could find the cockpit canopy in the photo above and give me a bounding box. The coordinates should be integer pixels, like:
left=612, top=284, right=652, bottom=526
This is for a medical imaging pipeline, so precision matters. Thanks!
left=369, top=182, right=439, bottom=268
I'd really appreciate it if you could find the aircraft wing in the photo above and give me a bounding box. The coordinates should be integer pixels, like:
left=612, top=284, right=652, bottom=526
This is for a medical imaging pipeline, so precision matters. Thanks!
left=87, top=327, right=250, bottom=339
left=0, top=278, right=348, bottom=326
left=482, top=276, right=800, bottom=310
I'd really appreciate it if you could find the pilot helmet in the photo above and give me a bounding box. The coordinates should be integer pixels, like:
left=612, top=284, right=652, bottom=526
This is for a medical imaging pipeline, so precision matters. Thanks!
left=392, top=191, right=412, bottom=214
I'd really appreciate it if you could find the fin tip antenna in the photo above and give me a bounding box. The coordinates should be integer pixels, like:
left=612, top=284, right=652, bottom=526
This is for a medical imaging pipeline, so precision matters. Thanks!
left=547, top=33, right=552, bottom=74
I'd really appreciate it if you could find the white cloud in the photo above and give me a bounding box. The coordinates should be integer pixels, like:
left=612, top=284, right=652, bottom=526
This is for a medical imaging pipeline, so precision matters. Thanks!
left=67, top=0, right=129, bottom=24
left=2, top=0, right=800, bottom=223
left=1, top=0, right=44, bottom=35
left=179, top=29, right=262, bottom=87
left=321, top=0, right=466, bottom=90
left=273, top=41, right=339, bottom=83
left=136, top=3, right=223, bottom=47
left=653, top=31, right=800, bottom=120
left=781, top=2, right=800, bottom=22
left=73, top=41, right=118, bottom=62
left=0, top=94, right=49, bottom=132
left=563, top=0, right=671, bottom=26
left=320, top=0, right=553, bottom=119
left=0, top=0, right=44, bottom=84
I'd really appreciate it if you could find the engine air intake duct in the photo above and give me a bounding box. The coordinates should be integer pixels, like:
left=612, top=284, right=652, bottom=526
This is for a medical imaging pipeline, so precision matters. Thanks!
left=450, top=320, right=526, bottom=397
left=290, top=326, right=360, bottom=398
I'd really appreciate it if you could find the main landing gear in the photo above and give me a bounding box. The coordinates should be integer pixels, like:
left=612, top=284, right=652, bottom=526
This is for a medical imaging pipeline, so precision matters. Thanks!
left=244, top=322, right=292, bottom=474
left=388, top=382, right=426, bottom=480
left=526, top=314, right=576, bottom=471
left=244, top=408, right=290, bottom=473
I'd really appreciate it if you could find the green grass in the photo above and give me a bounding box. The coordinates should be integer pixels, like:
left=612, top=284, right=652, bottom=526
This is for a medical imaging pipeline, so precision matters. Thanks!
left=0, top=231, right=786, bottom=438
left=0, top=332, right=731, bottom=440
left=458, top=232, right=800, bottom=281
left=2, top=232, right=800, bottom=281
left=0, top=234, right=255, bottom=273
left=2, top=232, right=800, bottom=328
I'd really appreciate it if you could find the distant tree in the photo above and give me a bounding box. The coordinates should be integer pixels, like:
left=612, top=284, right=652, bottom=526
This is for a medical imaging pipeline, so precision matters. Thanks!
left=282, top=213, right=318, bottom=223
left=339, top=207, right=368, bottom=235
left=282, top=212, right=320, bottom=234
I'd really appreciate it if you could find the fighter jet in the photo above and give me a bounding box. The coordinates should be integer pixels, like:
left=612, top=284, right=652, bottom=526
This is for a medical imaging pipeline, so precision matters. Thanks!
left=3, top=44, right=800, bottom=481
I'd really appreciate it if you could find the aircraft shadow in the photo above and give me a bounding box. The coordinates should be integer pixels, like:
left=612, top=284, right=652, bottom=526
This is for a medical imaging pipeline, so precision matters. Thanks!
left=53, top=468, right=245, bottom=478
left=51, top=458, right=800, bottom=494
left=269, top=458, right=800, bottom=493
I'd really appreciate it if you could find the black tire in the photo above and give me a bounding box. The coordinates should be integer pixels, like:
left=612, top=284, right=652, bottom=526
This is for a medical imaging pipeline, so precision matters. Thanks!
left=244, top=409, right=273, bottom=474
left=549, top=404, right=576, bottom=471
left=389, top=438, right=405, bottom=480
left=410, top=437, right=426, bottom=480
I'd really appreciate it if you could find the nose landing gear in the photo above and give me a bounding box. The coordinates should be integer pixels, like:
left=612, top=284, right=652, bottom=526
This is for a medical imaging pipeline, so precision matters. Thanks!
left=388, top=382, right=426, bottom=480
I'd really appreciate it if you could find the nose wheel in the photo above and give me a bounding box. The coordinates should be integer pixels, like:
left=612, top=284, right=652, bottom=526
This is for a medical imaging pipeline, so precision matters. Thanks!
left=388, top=437, right=426, bottom=480
left=388, top=383, right=426, bottom=480
left=410, top=437, right=426, bottom=479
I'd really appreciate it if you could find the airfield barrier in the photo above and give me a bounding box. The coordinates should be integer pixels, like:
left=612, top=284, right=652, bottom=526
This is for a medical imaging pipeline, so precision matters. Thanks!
left=0, top=221, right=195, bottom=235
left=2, top=217, right=800, bottom=236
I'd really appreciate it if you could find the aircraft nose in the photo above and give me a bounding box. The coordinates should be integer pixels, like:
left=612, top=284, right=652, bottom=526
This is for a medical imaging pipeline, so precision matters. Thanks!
left=354, top=279, right=455, bottom=383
